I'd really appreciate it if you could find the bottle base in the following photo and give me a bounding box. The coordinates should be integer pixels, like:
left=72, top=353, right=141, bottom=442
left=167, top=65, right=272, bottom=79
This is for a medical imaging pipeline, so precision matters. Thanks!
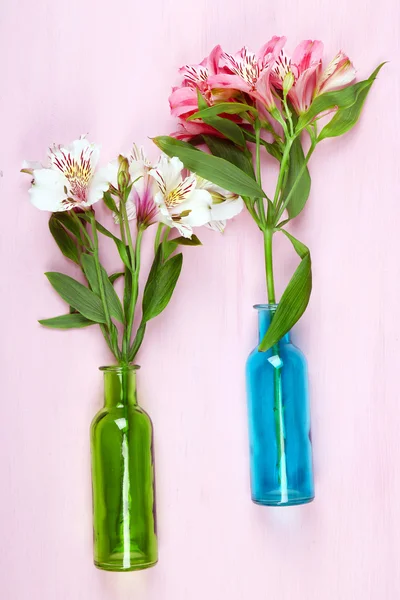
left=94, top=556, right=158, bottom=572
left=252, top=489, right=314, bottom=507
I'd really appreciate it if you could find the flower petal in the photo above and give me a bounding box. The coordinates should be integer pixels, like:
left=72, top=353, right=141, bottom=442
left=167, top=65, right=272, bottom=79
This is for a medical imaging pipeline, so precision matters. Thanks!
left=87, top=163, right=115, bottom=207
left=207, top=45, right=223, bottom=75
left=208, top=73, right=251, bottom=92
left=210, top=196, right=244, bottom=221
left=206, top=220, right=226, bottom=233
left=169, top=86, right=199, bottom=117
left=178, top=189, right=212, bottom=226
left=258, top=36, right=287, bottom=66
left=292, top=40, right=324, bottom=74
left=288, top=64, right=319, bottom=113
left=253, top=68, right=276, bottom=109
left=171, top=220, right=194, bottom=238
left=29, top=168, right=69, bottom=211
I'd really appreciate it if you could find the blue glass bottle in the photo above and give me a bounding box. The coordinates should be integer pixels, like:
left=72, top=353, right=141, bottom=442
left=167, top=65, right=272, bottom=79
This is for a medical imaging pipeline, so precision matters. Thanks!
left=246, top=304, right=314, bottom=506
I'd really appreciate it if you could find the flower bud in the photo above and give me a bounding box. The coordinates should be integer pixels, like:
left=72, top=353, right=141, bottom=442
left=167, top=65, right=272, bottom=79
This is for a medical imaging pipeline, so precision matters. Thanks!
left=283, top=71, right=295, bottom=96
left=117, top=155, right=130, bottom=190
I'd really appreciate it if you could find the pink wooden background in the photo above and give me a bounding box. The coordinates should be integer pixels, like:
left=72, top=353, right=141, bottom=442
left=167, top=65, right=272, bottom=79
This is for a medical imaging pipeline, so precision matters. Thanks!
left=1, top=0, right=399, bottom=598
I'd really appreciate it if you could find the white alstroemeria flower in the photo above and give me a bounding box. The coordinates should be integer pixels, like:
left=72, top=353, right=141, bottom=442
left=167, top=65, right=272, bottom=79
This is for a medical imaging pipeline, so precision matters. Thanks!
left=195, top=177, right=244, bottom=232
left=22, top=135, right=115, bottom=212
left=149, top=156, right=212, bottom=238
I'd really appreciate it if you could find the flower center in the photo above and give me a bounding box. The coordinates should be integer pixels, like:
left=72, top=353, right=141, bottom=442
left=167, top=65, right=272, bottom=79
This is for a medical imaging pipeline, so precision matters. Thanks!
left=165, top=180, right=193, bottom=207
left=224, top=48, right=261, bottom=87
left=182, top=65, right=209, bottom=88
left=273, top=52, right=292, bottom=81
left=52, top=149, right=93, bottom=203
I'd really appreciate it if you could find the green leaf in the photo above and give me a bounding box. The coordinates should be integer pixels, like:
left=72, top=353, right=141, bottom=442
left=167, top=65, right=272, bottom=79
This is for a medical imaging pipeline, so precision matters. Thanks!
left=172, top=234, right=202, bottom=246
left=280, top=136, right=311, bottom=220
left=153, top=136, right=265, bottom=198
left=197, top=90, right=208, bottom=111
left=129, top=322, right=146, bottom=361
left=163, top=234, right=202, bottom=260
left=123, top=268, right=132, bottom=318
left=242, top=130, right=282, bottom=162
left=188, top=102, right=258, bottom=120
left=203, top=135, right=255, bottom=178
left=318, top=63, right=386, bottom=141
left=193, top=93, right=247, bottom=147
left=39, top=313, right=95, bottom=329
left=45, top=272, right=107, bottom=324
left=109, top=272, right=124, bottom=284
left=52, top=212, right=83, bottom=240
left=103, top=191, right=118, bottom=213
left=280, top=230, right=310, bottom=258
left=49, top=216, right=80, bottom=264
left=297, top=77, right=376, bottom=132
left=259, top=231, right=312, bottom=351
left=85, top=218, right=131, bottom=270
left=204, top=115, right=246, bottom=147
left=128, top=247, right=185, bottom=361
left=142, top=249, right=183, bottom=322
left=81, top=254, right=124, bottom=323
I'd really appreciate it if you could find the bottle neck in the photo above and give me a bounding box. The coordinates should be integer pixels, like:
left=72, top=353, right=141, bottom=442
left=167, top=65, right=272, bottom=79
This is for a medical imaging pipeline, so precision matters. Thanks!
left=257, top=306, right=290, bottom=345
left=102, top=367, right=139, bottom=408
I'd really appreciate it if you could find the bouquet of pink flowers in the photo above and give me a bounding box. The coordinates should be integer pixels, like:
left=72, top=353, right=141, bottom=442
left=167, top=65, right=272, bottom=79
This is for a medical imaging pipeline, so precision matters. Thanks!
left=156, top=36, right=383, bottom=349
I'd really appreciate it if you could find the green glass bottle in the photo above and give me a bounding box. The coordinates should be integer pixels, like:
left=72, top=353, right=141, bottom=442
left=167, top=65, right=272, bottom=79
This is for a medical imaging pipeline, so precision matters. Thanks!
left=90, top=365, right=157, bottom=571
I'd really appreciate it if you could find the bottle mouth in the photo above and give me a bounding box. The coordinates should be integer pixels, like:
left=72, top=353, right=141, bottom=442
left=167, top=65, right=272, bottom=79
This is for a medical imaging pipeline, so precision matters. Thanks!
left=99, top=364, right=140, bottom=372
left=253, top=303, right=278, bottom=311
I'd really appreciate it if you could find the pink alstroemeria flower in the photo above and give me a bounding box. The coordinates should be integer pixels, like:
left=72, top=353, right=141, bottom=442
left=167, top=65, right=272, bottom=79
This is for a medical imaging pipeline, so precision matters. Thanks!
left=112, top=145, right=159, bottom=228
left=208, top=36, right=286, bottom=110
left=315, top=51, right=356, bottom=96
left=272, top=41, right=356, bottom=114
left=132, top=174, right=159, bottom=227
left=169, top=45, right=223, bottom=118
left=272, top=40, right=324, bottom=114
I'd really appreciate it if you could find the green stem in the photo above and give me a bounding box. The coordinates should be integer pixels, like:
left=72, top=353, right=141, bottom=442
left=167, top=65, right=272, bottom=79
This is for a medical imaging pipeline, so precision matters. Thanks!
left=125, top=228, right=144, bottom=360
left=263, top=227, right=276, bottom=303
left=90, top=212, right=119, bottom=359
left=273, top=355, right=288, bottom=495
left=258, top=119, right=290, bottom=499
left=282, top=96, right=294, bottom=137
left=264, top=228, right=288, bottom=497
left=100, top=324, right=115, bottom=356
left=119, top=197, right=140, bottom=362
left=264, top=223, right=288, bottom=493
left=254, top=120, right=266, bottom=226
left=120, top=199, right=135, bottom=270
left=259, top=119, right=283, bottom=144
left=273, top=137, right=293, bottom=209
left=119, top=214, right=127, bottom=247
left=71, top=210, right=93, bottom=249
left=243, top=196, right=262, bottom=228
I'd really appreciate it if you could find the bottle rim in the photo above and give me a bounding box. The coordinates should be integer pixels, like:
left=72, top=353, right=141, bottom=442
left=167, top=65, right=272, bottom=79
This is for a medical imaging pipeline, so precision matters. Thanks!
left=253, top=303, right=278, bottom=311
left=99, top=364, right=140, bottom=372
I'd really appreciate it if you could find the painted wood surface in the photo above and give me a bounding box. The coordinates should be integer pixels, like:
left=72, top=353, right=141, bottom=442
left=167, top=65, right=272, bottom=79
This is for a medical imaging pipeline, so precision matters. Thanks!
left=1, top=0, right=399, bottom=598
